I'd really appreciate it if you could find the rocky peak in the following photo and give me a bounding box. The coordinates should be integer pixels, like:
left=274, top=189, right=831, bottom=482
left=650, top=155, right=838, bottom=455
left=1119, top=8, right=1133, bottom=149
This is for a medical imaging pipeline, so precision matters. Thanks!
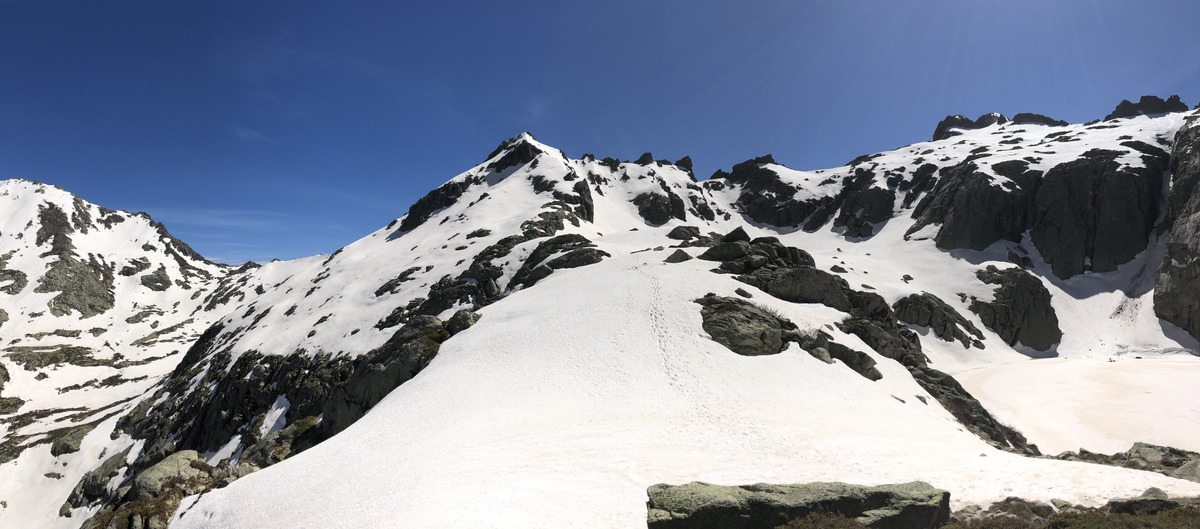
left=932, top=113, right=1010, bottom=141
left=1104, top=95, right=1189, bottom=121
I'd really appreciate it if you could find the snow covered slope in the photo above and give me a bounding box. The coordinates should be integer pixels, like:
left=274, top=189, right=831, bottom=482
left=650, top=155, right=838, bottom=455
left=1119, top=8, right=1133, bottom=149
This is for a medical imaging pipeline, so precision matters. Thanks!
left=4, top=98, right=1200, bottom=529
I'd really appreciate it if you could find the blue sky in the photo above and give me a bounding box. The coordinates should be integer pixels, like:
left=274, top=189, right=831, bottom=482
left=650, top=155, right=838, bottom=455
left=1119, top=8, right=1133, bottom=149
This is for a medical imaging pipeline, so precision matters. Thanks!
left=2, top=1, right=1198, bottom=264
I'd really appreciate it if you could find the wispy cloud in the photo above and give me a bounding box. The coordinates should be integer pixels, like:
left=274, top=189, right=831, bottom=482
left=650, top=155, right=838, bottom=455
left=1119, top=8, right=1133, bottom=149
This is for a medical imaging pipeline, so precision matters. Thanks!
left=231, top=124, right=268, bottom=142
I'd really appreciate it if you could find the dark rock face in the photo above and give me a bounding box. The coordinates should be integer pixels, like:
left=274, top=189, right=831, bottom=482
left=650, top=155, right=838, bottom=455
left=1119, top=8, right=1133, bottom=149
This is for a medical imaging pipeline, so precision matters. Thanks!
left=485, top=134, right=542, bottom=172
left=664, top=249, right=692, bottom=263
left=795, top=331, right=882, bottom=381
left=695, top=295, right=792, bottom=357
left=1030, top=148, right=1165, bottom=278
left=1104, top=95, right=1189, bottom=121
left=907, top=161, right=1039, bottom=251
left=1011, top=113, right=1068, bottom=127
left=666, top=225, right=701, bottom=241
left=709, top=156, right=838, bottom=229
left=511, top=234, right=608, bottom=288
left=969, top=266, right=1061, bottom=352
left=832, top=169, right=896, bottom=238
left=932, top=113, right=1009, bottom=141
left=893, top=293, right=984, bottom=349
left=646, top=481, right=951, bottom=529
left=396, top=178, right=474, bottom=233
left=633, top=191, right=687, bottom=226
left=1154, top=114, right=1200, bottom=341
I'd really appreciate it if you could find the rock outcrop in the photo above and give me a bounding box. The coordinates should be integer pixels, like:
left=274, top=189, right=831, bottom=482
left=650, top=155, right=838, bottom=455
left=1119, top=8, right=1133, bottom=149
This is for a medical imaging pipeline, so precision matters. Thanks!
left=1154, top=112, right=1200, bottom=341
left=969, top=266, right=1062, bottom=352
left=1031, top=147, right=1166, bottom=278
left=932, top=113, right=1008, bottom=141
left=695, top=295, right=792, bottom=357
left=1104, top=95, right=1189, bottom=121
left=646, top=481, right=950, bottom=529
left=893, top=292, right=984, bottom=349
left=907, top=160, right=1040, bottom=251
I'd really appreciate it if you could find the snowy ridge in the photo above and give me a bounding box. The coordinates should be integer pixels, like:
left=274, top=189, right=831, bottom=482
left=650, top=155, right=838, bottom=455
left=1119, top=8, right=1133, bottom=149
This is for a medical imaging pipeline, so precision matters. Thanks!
left=4, top=106, right=1200, bottom=528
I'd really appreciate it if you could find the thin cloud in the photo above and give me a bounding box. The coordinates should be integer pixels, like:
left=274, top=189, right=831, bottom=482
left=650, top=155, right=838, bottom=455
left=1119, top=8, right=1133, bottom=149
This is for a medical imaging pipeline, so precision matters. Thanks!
left=231, top=125, right=269, bottom=142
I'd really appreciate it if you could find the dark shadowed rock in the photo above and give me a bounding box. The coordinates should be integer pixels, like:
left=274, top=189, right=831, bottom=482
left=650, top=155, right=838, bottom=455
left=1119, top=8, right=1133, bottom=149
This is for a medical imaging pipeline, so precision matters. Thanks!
left=1031, top=148, right=1165, bottom=278
left=932, top=113, right=1008, bottom=141
left=666, top=225, right=701, bottom=240
left=893, top=293, right=984, bottom=348
left=1104, top=95, right=1189, bottom=121
left=633, top=192, right=686, bottom=225
left=664, top=249, right=692, bottom=263
left=1154, top=113, right=1200, bottom=342
left=1011, top=113, right=1068, bottom=127
left=907, top=161, right=1039, bottom=251
left=646, top=481, right=950, bottom=529
left=969, top=266, right=1061, bottom=352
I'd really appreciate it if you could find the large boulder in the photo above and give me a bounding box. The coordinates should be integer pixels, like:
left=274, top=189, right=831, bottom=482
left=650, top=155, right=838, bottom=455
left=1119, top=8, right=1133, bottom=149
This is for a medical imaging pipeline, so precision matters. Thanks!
left=695, top=295, right=791, bottom=356
left=132, top=450, right=205, bottom=498
left=969, top=266, right=1061, bottom=352
left=646, top=481, right=951, bottom=529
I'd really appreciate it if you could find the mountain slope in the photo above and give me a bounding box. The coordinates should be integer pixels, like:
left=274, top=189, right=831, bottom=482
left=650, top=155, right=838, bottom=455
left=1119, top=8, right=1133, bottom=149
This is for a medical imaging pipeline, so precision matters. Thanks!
left=3, top=99, right=1200, bottom=529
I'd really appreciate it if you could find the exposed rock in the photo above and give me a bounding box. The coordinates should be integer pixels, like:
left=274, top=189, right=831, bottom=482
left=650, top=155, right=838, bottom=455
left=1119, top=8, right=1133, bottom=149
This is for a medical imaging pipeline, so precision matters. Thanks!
left=1154, top=113, right=1200, bottom=341
left=909, top=367, right=1038, bottom=454
left=445, top=309, right=480, bottom=336
left=893, top=293, right=984, bottom=348
left=485, top=133, right=542, bottom=172
left=546, top=247, right=609, bottom=270
left=139, top=266, right=171, bottom=291
left=932, top=113, right=1008, bottom=141
left=907, top=161, right=1039, bottom=251
left=1104, top=95, right=1189, bottom=121
left=132, top=450, right=204, bottom=498
left=646, top=481, right=950, bottom=529
left=1053, top=441, right=1200, bottom=482
left=795, top=331, right=882, bottom=381
left=1011, top=113, right=1068, bottom=127
left=396, top=178, right=476, bottom=233
left=633, top=192, right=686, bottom=226
left=50, top=423, right=96, bottom=456
left=62, top=447, right=131, bottom=513
left=710, top=155, right=838, bottom=228
left=1031, top=148, right=1165, bottom=278
left=664, top=249, right=692, bottom=263
left=695, top=294, right=794, bottom=357
left=969, top=266, right=1061, bottom=352
left=740, top=267, right=852, bottom=312
left=666, top=225, right=701, bottom=241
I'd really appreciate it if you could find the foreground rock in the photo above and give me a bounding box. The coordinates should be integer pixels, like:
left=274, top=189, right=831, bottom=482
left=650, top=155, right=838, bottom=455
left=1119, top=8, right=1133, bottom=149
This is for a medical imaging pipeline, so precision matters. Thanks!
left=646, top=481, right=950, bottom=529
left=1053, top=441, right=1200, bottom=483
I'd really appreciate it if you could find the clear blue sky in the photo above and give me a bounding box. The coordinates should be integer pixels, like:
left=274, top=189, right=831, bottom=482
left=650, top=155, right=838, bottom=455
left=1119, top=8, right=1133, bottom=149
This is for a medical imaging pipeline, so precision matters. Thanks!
left=3, top=1, right=1198, bottom=264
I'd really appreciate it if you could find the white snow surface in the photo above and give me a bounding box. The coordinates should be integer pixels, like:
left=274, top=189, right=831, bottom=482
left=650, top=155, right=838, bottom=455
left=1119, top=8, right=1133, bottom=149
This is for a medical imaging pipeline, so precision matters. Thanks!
left=174, top=251, right=1200, bottom=529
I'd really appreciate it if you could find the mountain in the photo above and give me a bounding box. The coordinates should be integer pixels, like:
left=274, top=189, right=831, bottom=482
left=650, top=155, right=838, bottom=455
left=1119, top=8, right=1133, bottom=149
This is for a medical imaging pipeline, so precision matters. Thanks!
left=3, top=97, right=1200, bottom=529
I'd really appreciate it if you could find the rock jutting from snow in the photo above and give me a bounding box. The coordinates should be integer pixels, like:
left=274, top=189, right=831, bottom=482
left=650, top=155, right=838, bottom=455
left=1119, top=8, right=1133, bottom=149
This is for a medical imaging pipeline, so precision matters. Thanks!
left=932, top=113, right=1009, bottom=141
left=694, top=294, right=794, bottom=357
left=893, top=292, right=984, bottom=349
left=1104, top=95, right=1189, bottom=121
left=969, top=265, right=1062, bottom=353
left=1010, top=113, right=1069, bottom=127
left=645, top=481, right=951, bottom=529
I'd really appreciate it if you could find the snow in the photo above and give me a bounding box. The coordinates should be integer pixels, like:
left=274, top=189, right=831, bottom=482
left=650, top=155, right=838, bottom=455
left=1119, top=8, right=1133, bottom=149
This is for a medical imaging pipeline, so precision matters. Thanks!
left=173, top=252, right=1200, bottom=529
